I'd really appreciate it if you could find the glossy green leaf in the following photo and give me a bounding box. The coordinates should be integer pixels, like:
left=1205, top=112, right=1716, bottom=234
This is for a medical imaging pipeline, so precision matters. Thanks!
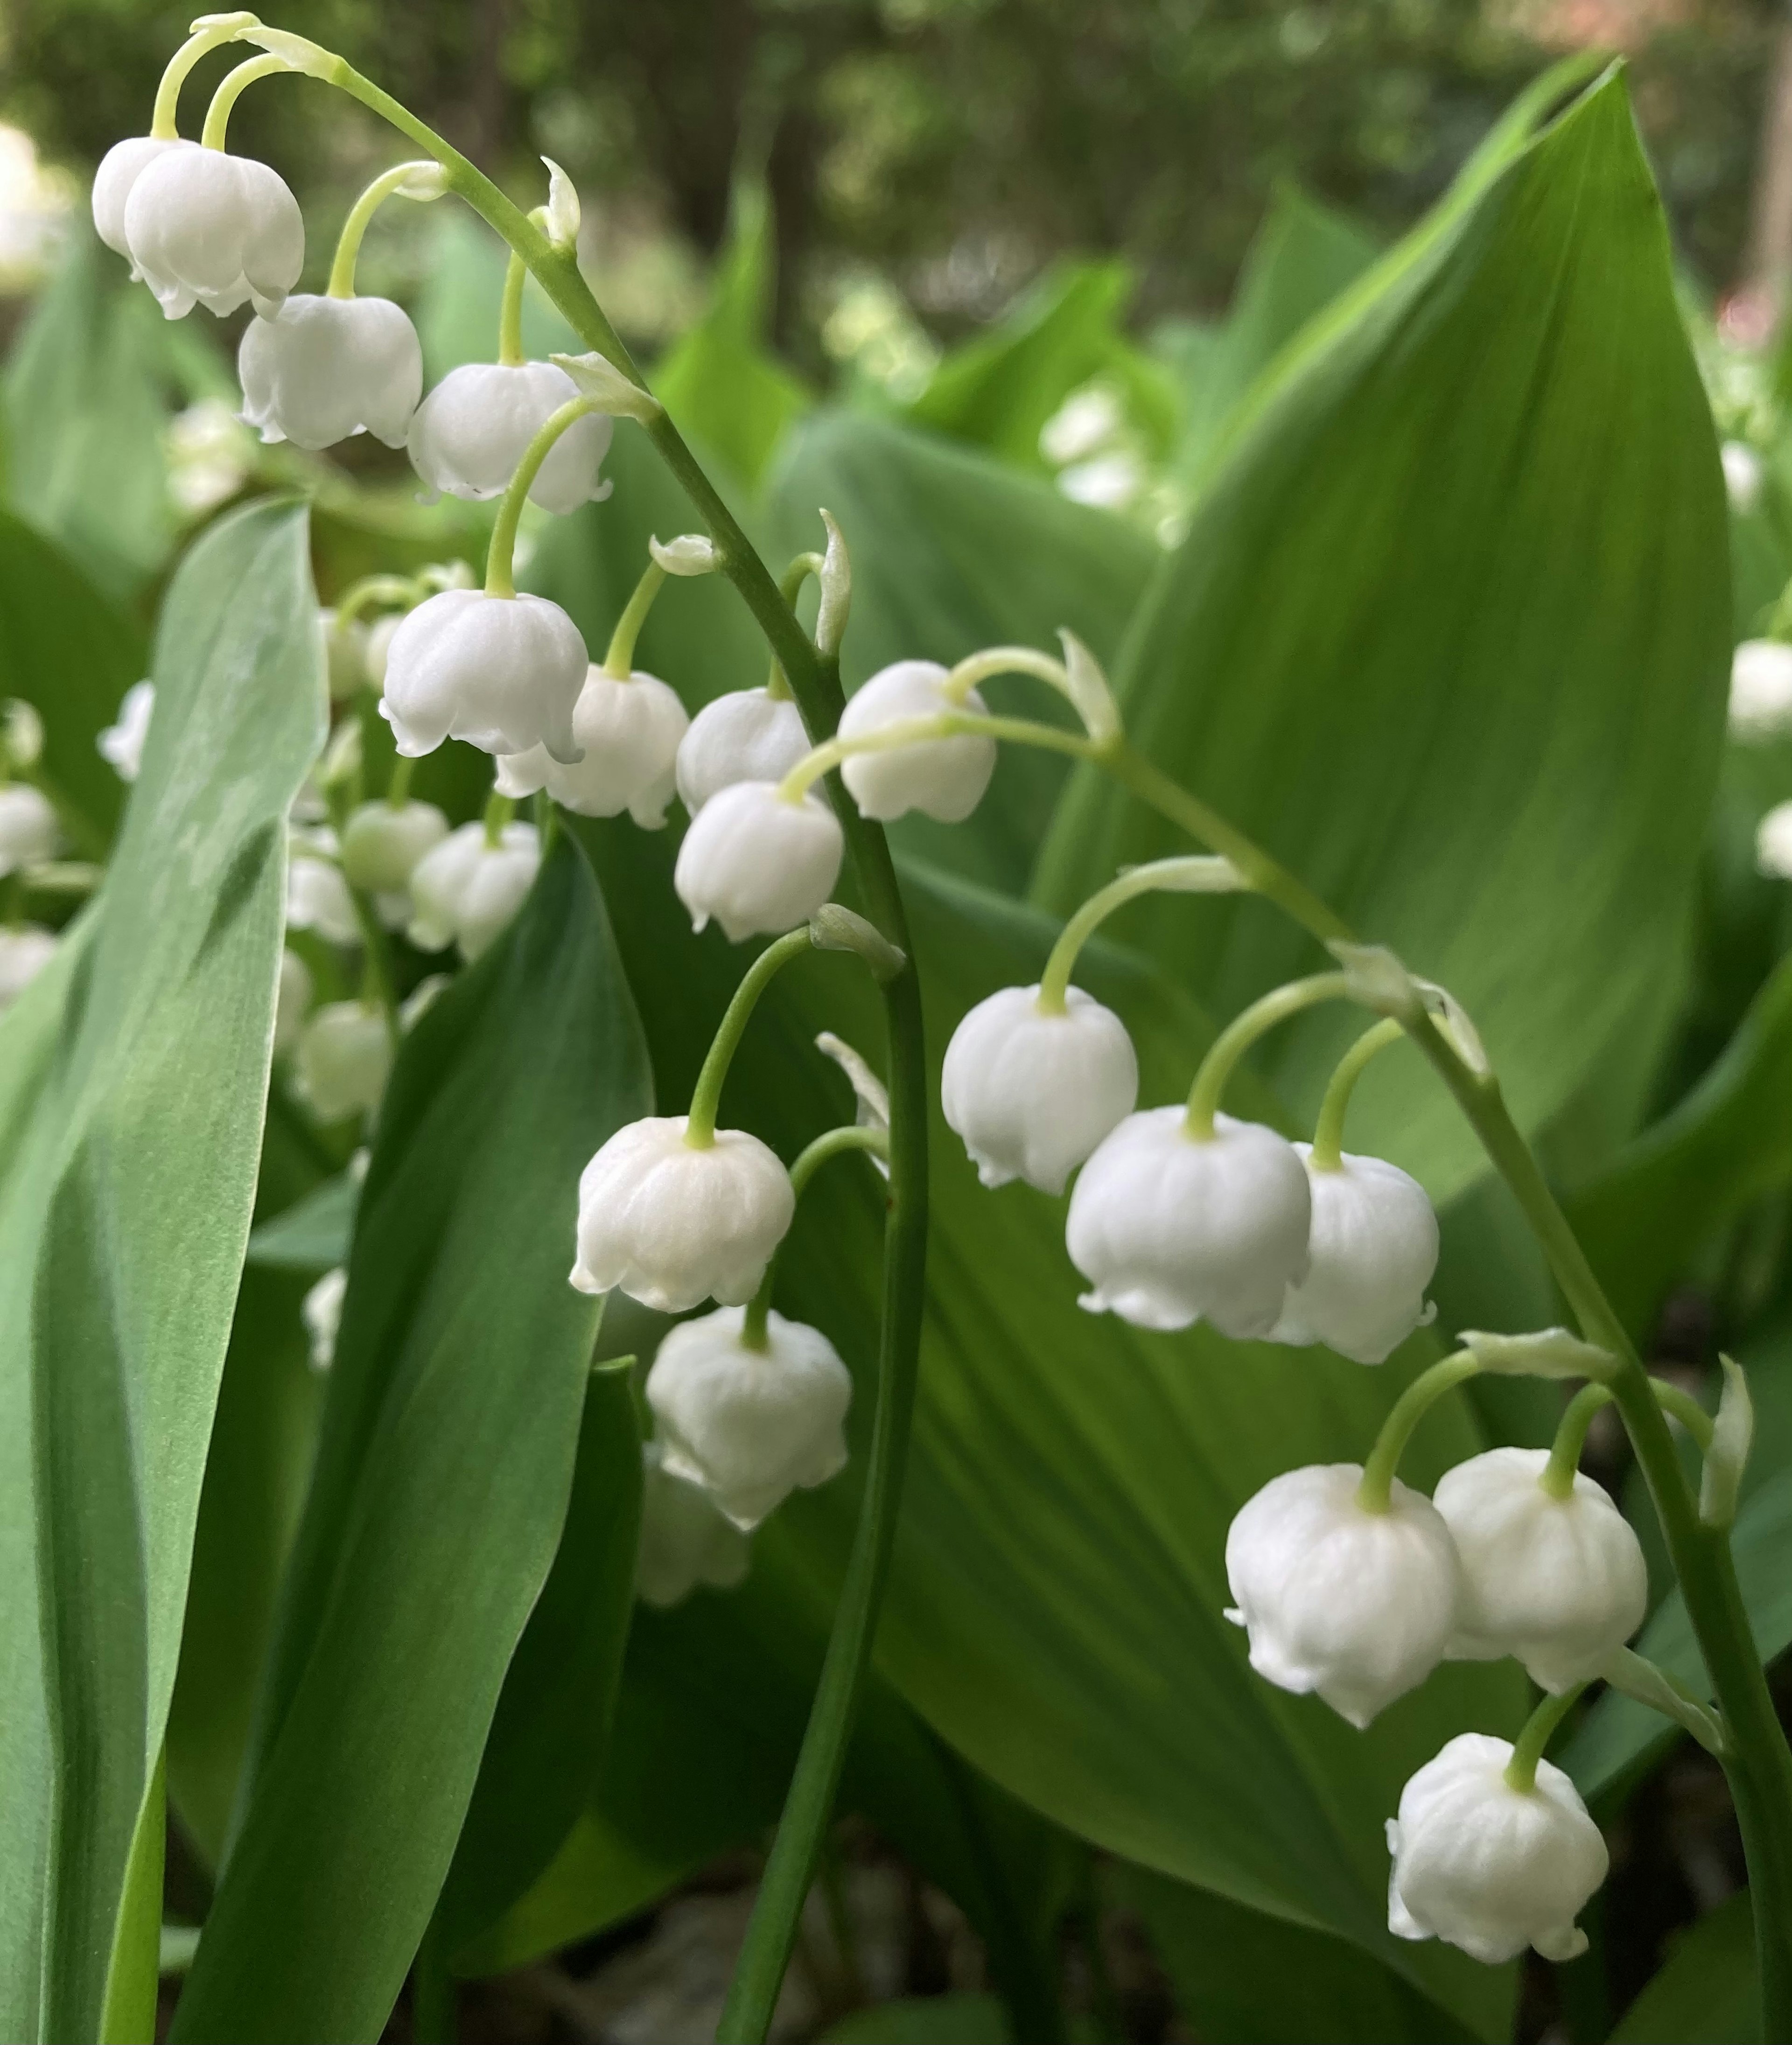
left=169, top=832, right=651, bottom=2045
left=244, top=1169, right=358, bottom=1271
left=0, top=500, right=323, bottom=2044
left=1609, top=1890, right=1757, bottom=2045
left=1036, top=72, right=1729, bottom=1207
left=766, top=412, right=1156, bottom=892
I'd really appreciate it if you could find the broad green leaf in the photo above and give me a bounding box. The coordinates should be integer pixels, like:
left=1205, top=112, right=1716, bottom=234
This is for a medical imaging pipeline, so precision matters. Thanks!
left=766, top=412, right=1156, bottom=893
left=244, top=1168, right=358, bottom=1270
left=3, top=223, right=176, bottom=599
left=170, top=833, right=651, bottom=2045
left=653, top=179, right=810, bottom=490
left=1565, top=952, right=1792, bottom=1339
left=0, top=500, right=322, bottom=2043
left=906, top=259, right=1133, bottom=472
left=0, top=507, right=144, bottom=856
left=1609, top=1890, right=1757, bottom=2045
left=1035, top=72, right=1729, bottom=1207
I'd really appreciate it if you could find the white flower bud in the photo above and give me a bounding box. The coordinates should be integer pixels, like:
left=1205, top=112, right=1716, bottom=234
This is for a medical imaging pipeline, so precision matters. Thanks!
left=496, top=668, right=689, bottom=827
left=317, top=614, right=368, bottom=702
left=301, top=1265, right=348, bottom=1372
left=399, top=972, right=452, bottom=1032
left=286, top=849, right=360, bottom=947
left=1434, top=1448, right=1648, bottom=1692
left=1387, top=1733, right=1608, bottom=1963
left=636, top=1441, right=750, bottom=1607
left=1268, top=1148, right=1439, bottom=1365
left=274, top=945, right=314, bottom=1056
left=123, top=144, right=303, bottom=320
left=294, top=1000, right=391, bottom=1122
left=647, top=1305, right=852, bottom=1530
left=2, top=701, right=44, bottom=772
left=570, top=1115, right=795, bottom=1313
left=92, top=135, right=184, bottom=264
left=1758, top=800, right=1792, bottom=880
left=542, top=155, right=581, bottom=251
left=406, top=820, right=541, bottom=960
left=406, top=362, right=613, bottom=515
left=649, top=532, right=721, bottom=576
left=1722, top=440, right=1764, bottom=516
left=0, top=924, right=57, bottom=1011
left=1728, top=639, right=1792, bottom=740
left=340, top=798, right=450, bottom=895
left=838, top=659, right=996, bottom=823
left=1225, top=1463, right=1462, bottom=1727
left=379, top=588, right=587, bottom=763
left=0, top=783, right=59, bottom=876
left=364, top=613, right=402, bottom=691
left=941, top=984, right=1137, bottom=1194
left=675, top=689, right=810, bottom=814
left=1066, top=1107, right=1310, bottom=1336
left=239, top=294, right=423, bottom=451
left=673, top=781, right=843, bottom=943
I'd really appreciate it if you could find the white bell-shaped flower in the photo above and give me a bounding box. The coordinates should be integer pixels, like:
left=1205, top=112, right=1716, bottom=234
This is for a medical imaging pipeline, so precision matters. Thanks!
left=0, top=924, right=57, bottom=1011
left=675, top=688, right=810, bottom=814
left=1760, top=801, right=1792, bottom=881
left=406, top=820, right=541, bottom=961
left=273, top=946, right=314, bottom=1057
left=497, top=667, right=689, bottom=826
left=0, top=783, right=59, bottom=876
left=1387, top=1732, right=1608, bottom=1963
left=673, top=781, right=843, bottom=943
left=406, top=361, right=613, bottom=515
left=636, top=1441, right=751, bottom=1607
left=364, top=612, right=403, bottom=691
left=1728, top=639, right=1792, bottom=740
left=1066, top=1107, right=1310, bottom=1336
left=647, top=1305, right=853, bottom=1529
left=1434, top=1447, right=1648, bottom=1692
left=294, top=1000, right=392, bottom=1122
left=318, top=614, right=369, bottom=702
left=92, top=135, right=185, bottom=264
left=1268, top=1148, right=1439, bottom=1365
left=286, top=846, right=360, bottom=947
left=123, top=144, right=303, bottom=319
left=1722, top=440, right=1764, bottom=516
left=379, top=588, right=587, bottom=762
left=1225, top=1463, right=1462, bottom=1727
left=98, top=680, right=155, bottom=782
left=570, top=1115, right=795, bottom=1313
left=838, top=659, right=997, bottom=823
left=301, top=1265, right=348, bottom=1372
left=239, top=294, right=423, bottom=451
left=942, top=984, right=1137, bottom=1194
left=340, top=798, right=450, bottom=896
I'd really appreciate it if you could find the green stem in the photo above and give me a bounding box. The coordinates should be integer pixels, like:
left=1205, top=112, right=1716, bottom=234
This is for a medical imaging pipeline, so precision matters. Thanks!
left=741, top=1125, right=891, bottom=1348
left=1309, top=1017, right=1405, bottom=1170
left=1357, top=1352, right=1482, bottom=1513
left=328, top=160, right=436, bottom=296
left=1543, top=1378, right=1714, bottom=1500
left=1504, top=1684, right=1588, bottom=1793
left=945, top=643, right=1079, bottom=712
left=333, top=573, right=418, bottom=629
left=200, top=52, right=288, bottom=149
left=497, top=247, right=527, bottom=366
left=1037, top=855, right=1242, bottom=1014
left=685, top=928, right=814, bottom=1149
left=779, top=712, right=1092, bottom=804
left=481, top=788, right=513, bottom=849
left=602, top=560, right=666, bottom=677
left=766, top=552, right=824, bottom=698
left=347, top=886, right=399, bottom=1041
left=483, top=396, right=598, bottom=597
left=386, top=754, right=415, bottom=808
left=1183, top=971, right=1352, bottom=1137
left=150, top=14, right=257, bottom=138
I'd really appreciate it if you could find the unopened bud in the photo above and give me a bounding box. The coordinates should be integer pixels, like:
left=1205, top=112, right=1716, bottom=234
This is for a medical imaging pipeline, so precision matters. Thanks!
left=816, top=509, right=850, bottom=658
left=1700, top=1354, right=1753, bottom=1529
left=542, top=156, right=581, bottom=249
left=649, top=532, right=721, bottom=577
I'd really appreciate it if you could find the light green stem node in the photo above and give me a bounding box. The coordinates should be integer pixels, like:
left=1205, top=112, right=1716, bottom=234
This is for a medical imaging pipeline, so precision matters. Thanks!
left=151, top=14, right=259, bottom=138
left=1356, top=1352, right=1482, bottom=1514
left=1504, top=1683, right=1588, bottom=1793
left=200, top=51, right=289, bottom=149
left=328, top=160, right=439, bottom=296
left=1037, top=856, right=1244, bottom=1014
left=602, top=561, right=667, bottom=678
left=684, top=928, right=814, bottom=1150
left=1309, top=1017, right=1406, bottom=1170
left=497, top=247, right=527, bottom=366
left=482, top=787, right=513, bottom=849
left=484, top=396, right=600, bottom=598
left=740, top=1123, right=890, bottom=1349
left=1183, top=970, right=1353, bottom=1138
left=777, top=711, right=1092, bottom=805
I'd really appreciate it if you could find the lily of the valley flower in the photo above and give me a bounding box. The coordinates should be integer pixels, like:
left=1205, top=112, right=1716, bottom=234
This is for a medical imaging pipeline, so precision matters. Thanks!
left=647, top=1305, right=853, bottom=1529
left=123, top=142, right=304, bottom=319
left=301, top=1265, right=348, bottom=1372
left=1729, top=639, right=1792, bottom=741
left=839, top=659, right=997, bottom=823
left=636, top=1441, right=751, bottom=1607
left=340, top=798, right=450, bottom=897
left=294, top=1000, right=391, bottom=1122
left=406, top=820, right=541, bottom=961
left=407, top=361, right=613, bottom=514
left=0, top=783, right=59, bottom=876
left=1269, top=1148, right=1439, bottom=1365
left=239, top=294, right=423, bottom=450
left=0, top=924, right=57, bottom=1011
left=497, top=667, right=689, bottom=827
left=274, top=946, right=314, bottom=1057
left=673, top=781, right=843, bottom=943
left=675, top=688, right=811, bottom=814
left=379, top=588, right=587, bottom=762
left=285, top=838, right=360, bottom=947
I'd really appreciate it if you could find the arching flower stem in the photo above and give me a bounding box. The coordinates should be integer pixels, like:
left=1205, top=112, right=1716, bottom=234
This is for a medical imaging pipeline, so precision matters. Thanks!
left=684, top=928, right=814, bottom=1152
left=740, top=1124, right=890, bottom=1351
left=1356, top=1352, right=1482, bottom=1514
left=1037, top=855, right=1244, bottom=1015
left=150, top=13, right=258, bottom=140
left=497, top=248, right=527, bottom=367
left=327, top=161, right=442, bottom=298
left=1183, top=970, right=1354, bottom=1138
left=483, top=396, right=602, bottom=599
left=1309, top=1017, right=1406, bottom=1170
left=200, top=52, right=292, bottom=149
left=1504, top=1683, right=1589, bottom=1794
left=601, top=560, right=667, bottom=679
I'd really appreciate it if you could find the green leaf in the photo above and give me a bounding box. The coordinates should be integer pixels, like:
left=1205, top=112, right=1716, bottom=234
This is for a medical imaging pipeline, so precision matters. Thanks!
left=766, top=412, right=1156, bottom=893
left=0, top=499, right=323, bottom=2043
left=821, top=1996, right=1011, bottom=2045
left=1035, top=71, right=1729, bottom=1207
left=1609, top=1890, right=1757, bottom=2045
left=169, top=832, right=652, bottom=2045
left=244, top=1169, right=359, bottom=1271
left=0, top=506, right=144, bottom=857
